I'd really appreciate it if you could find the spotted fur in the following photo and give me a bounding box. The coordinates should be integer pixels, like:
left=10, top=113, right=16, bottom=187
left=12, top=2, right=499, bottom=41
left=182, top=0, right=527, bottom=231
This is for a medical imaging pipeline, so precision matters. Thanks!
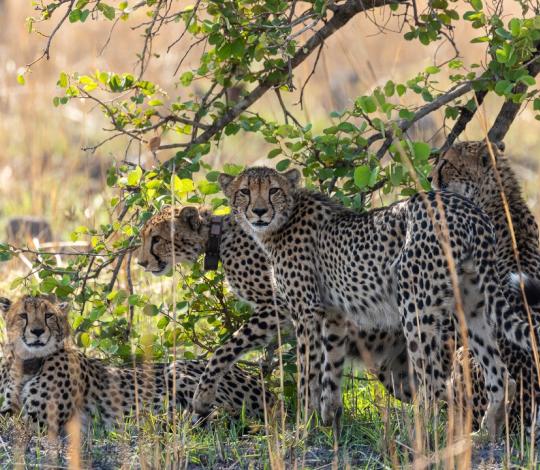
left=138, top=206, right=414, bottom=415
left=0, top=295, right=274, bottom=437
left=431, top=140, right=540, bottom=436
left=221, top=166, right=540, bottom=440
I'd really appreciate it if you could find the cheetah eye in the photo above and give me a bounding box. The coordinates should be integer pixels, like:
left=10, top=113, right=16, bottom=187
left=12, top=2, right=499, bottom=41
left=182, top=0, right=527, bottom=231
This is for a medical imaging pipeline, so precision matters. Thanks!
left=19, top=313, right=27, bottom=320
left=240, top=188, right=250, bottom=196
left=151, top=235, right=161, bottom=245
left=45, top=313, right=54, bottom=320
left=269, top=188, right=280, bottom=195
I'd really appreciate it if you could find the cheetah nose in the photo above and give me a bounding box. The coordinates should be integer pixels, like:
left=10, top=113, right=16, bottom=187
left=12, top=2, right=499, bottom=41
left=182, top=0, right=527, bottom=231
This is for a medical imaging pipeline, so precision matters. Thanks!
left=138, top=259, right=149, bottom=268
left=31, top=328, right=45, bottom=337
left=253, top=208, right=268, bottom=217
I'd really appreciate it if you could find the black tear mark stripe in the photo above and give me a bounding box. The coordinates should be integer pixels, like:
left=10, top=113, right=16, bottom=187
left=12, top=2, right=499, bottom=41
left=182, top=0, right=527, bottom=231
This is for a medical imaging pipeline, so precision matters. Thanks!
left=150, top=237, right=162, bottom=264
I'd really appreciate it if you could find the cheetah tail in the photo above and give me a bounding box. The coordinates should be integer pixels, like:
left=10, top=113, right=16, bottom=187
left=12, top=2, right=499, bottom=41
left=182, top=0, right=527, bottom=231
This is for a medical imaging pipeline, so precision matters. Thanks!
left=509, top=272, right=540, bottom=307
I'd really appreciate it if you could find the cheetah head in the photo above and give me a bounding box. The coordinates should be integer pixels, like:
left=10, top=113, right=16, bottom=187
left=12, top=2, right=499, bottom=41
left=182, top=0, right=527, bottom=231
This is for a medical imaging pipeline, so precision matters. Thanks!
left=430, top=140, right=505, bottom=198
left=0, top=295, right=70, bottom=360
left=219, top=167, right=301, bottom=235
left=137, top=206, right=206, bottom=275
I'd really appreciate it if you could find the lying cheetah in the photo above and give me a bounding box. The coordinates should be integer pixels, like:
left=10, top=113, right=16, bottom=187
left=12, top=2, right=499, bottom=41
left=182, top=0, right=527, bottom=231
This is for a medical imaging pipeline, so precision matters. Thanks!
left=0, top=295, right=274, bottom=438
left=137, top=207, right=414, bottom=415
left=220, top=166, right=540, bottom=440
left=431, top=140, right=540, bottom=436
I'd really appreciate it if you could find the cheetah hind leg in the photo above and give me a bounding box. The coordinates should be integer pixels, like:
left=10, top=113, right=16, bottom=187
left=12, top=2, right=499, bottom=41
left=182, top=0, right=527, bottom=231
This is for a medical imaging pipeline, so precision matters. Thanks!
left=459, top=271, right=517, bottom=443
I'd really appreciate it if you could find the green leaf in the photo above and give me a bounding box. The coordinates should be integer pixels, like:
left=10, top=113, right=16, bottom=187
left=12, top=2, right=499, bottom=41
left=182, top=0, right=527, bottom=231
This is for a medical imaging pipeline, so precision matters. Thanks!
left=16, top=74, right=25, bottom=86
left=396, top=84, right=406, bottom=96
left=157, top=316, right=170, bottom=329
left=41, top=277, right=57, bottom=293
left=58, top=72, right=69, bottom=88
left=494, top=80, right=513, bottom=96
left=337, top=122, right=356, bottom=133
left=197, top=180, right=220, bottom=195
left=173, top=176, right=195, bottom=193
left=216, top=42, right=232, bottom=60
left=276, top=159, right=291, bottom=171
left=69, top=9, right=81, bottom=22
left=390, top=165, right=403, bottom=186
left=509, top=18, right=521, bottom=36
left=230, top=38, right=245, bottom=58
left=425, top=65, right=440, bottom=74
left=368, top=166, right=380, bottom=187
left=267, top=148, right=281, bottom=159
left=384, top=81, right=395, bottom=97
left=354, top=165, right=371, bottom=188
left=206, top=171, right=220, bottom=182
left=97, top=2, right=116, bottom=20
left=143, top=304, right=159, bottom=316
left=519, top=75, right=535, bottom=86
left=356, top=96, right=377, bottom=114
left=79, top=332, right=91, bottom=348
left=127, top=166, right=143, bottom=186
left=470, top=0, right=483, bottom=11
left=412, top=142, right=431, bottom=161
left=180, top=71, right=193, bottom=86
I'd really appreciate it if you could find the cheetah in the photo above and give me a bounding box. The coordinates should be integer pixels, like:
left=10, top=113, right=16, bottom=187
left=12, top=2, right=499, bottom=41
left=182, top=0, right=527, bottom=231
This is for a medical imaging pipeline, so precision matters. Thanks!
left=219, top=166, right=540, bottom=440
left=431, top=140, right=540, bottom=436
left=137, top=207, right=414, bottom=415
left=0, top=294, right=274, bottom=438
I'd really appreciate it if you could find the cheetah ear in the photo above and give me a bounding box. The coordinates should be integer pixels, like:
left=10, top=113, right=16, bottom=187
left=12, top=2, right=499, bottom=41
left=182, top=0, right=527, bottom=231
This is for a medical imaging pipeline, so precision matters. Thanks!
left=282, top=168, right=301, bottom=188
left=57, top=301, right=70, bottom=315
left=218, top=173, right=235, bottom=198
left=493, top=140, right=505, bottom=153
left=443, top=146, right=460, bottom=159
left=179, top=207, right=202, bottom=232
left=0, top=297, right=12, bottom=314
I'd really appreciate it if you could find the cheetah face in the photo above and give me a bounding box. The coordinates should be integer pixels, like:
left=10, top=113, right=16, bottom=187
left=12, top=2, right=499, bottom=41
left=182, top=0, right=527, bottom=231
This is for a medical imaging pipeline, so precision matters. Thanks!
left=219, top=167, right=301, bottom=235
left=430, top=140, right=504, bottom=198
left=137, top=206, right=205, bottom=275
left=0, top=295, right=70, bottom=360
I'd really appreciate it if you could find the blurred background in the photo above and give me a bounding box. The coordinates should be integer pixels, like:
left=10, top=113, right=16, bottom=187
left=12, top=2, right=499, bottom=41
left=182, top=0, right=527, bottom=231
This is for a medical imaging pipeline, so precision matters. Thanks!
left=0, top=0, right=537, bottom=260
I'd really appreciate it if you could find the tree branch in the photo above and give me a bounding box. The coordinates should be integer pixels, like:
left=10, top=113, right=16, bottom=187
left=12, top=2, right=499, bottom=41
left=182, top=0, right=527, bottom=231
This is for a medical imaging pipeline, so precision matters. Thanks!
left=442, top=46, right=540, bottom=151
left=488, top=51, right=540, bottom=142
left=373, top=82, right=473, bottom=159
left=161, top=0, right=406, bottom=165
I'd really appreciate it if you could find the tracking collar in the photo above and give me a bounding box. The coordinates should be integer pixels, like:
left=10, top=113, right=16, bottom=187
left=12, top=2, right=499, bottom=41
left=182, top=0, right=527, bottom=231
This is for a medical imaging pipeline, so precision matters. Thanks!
left=22, top=357, right=44, bottom=375
left=203, top=216, right=223, bottom=271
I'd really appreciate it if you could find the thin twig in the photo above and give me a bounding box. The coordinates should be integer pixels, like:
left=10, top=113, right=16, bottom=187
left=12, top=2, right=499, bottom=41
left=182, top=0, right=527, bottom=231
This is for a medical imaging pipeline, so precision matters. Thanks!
left=26, top=0, right=76, bottom=68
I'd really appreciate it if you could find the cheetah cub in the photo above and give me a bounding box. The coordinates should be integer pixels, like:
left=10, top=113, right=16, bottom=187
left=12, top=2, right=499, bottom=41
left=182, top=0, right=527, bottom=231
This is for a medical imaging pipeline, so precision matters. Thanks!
left=219, top=166, right=540, bottom=441
left=0, top=295, right=273, bottom=438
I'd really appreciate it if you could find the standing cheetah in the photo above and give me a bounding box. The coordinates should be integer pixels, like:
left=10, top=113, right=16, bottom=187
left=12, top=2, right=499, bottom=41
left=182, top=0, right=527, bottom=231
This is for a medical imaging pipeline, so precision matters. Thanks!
left=0, top=295, right=274, bottom=438
left=219, top=166, right=540, bottom=440
left=137, top=207, right=414, bottom=415
left=431, top=140, right=540, bottom=436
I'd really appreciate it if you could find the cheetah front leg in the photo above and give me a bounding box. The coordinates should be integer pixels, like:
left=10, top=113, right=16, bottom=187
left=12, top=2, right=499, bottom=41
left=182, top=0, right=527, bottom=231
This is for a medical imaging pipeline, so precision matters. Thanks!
left=192, top=304, right=288, bottom=415
left=294, top=305, right=324, bottom=419
left=320, top=311, right=348, bottom=432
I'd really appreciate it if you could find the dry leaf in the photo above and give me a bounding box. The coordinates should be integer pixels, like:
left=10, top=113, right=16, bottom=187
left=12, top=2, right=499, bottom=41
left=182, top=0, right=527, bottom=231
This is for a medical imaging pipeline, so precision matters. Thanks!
left=148, top=135, right=161, bottom=153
